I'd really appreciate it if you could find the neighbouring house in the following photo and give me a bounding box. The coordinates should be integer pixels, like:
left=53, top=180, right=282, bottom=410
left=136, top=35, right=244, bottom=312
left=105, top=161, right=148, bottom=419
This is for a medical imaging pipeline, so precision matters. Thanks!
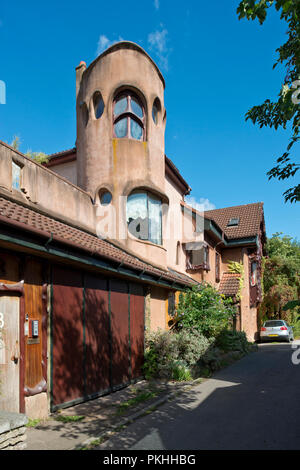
left=0, top=41, right=266, bottom=419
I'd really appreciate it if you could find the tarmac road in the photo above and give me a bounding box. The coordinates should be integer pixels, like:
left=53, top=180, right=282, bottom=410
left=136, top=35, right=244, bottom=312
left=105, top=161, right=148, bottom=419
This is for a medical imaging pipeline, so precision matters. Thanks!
left=97, top=343, right=300, bottom=450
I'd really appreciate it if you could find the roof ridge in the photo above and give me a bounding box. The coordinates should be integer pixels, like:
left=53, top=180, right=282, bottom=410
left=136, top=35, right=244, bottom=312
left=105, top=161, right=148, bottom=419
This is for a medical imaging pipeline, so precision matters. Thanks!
left=205, top=201, right=263, bottom=214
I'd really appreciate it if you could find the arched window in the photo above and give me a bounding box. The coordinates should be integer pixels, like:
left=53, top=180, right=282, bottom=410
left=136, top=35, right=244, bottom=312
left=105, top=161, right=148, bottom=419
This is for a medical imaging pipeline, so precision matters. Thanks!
left=126, top=191, right=162, bottom=245
left=113, top=91, right=145, bottom=141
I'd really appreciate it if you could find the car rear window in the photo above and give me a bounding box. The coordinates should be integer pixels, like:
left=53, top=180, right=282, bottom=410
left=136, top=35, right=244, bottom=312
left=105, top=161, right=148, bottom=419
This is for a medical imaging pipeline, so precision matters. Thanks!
left=264, top=320, right=285, bottom=327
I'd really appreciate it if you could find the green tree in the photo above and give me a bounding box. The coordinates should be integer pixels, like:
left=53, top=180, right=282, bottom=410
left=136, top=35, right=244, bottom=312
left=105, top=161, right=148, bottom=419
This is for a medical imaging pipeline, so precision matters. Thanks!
left=260, top=232, right=300, bottom=322
left=175, top=283, right=236, bottom=338
left=237, top=0, right=300, bottom=203
left=9, top=136, right=49, bottom=164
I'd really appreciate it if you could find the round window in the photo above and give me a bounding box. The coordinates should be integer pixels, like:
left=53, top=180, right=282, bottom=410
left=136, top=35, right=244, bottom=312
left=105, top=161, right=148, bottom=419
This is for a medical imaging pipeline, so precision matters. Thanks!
left=100, top=191, right=112, bottom=206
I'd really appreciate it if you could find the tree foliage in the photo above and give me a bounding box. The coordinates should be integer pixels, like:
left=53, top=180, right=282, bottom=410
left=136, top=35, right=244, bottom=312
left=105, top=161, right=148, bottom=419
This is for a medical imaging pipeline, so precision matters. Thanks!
left=237, top=0, right=300, bottom=202
left=10, top=136, right=49, bottom=164
left=175, top=283, right=236, bottom=338
left=260, top=232, right=300, bottom=322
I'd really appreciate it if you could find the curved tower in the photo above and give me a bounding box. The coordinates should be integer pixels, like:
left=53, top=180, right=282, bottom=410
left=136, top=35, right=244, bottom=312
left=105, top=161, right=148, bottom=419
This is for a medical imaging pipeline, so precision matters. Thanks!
left=75, top=42, right=168, bottom=268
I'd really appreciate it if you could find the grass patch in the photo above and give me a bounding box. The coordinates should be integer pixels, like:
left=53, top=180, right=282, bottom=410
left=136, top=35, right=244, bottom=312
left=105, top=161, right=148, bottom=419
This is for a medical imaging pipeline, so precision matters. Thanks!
left=54, top=414, right=85, bottom=423
left=26, top=418, right=43, bottom=428
left=115, top=390, right=158, bottom=416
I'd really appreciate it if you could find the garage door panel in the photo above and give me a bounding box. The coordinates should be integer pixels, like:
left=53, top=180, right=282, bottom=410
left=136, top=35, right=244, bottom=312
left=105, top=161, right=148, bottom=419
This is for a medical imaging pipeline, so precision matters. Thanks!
left=85, top=274, right=110, bottom=395
left=130, top=284, right=145, bottom=379
left=110, top=280, right=130, bottom=387
left=52, top=266, right=84, bottom=407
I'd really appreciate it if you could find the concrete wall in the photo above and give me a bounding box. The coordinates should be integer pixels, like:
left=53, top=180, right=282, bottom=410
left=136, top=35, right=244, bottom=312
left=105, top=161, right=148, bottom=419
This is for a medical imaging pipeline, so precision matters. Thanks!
left=0, top=412, right=28, bottom=450
left=49, top=161, right=77, bottom=185
left=0, top=143, right=95, bottom=234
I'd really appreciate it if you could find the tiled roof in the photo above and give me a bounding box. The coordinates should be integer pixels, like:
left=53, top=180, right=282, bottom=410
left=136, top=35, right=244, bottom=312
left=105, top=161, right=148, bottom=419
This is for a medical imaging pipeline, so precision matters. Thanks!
left=0, top=197, right=196, bottom=287
left=219, top=272, right=241, bottom=297
left=205, top=202, right=264, bottom=240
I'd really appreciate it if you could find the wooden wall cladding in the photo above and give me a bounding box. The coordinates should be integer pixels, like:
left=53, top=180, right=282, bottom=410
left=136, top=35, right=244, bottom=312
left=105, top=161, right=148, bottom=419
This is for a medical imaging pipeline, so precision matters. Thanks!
left=23, top=258, right=44, bottom=393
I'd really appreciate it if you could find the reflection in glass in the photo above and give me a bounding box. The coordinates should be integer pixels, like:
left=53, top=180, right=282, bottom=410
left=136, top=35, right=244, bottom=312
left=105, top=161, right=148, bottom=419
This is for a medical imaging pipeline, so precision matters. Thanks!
left=131, top=98, right=143, bottom=118
left=126, top=192, right=162, bottom=245
left=130, top=118, right=143, bottom=140
left=114, top=118, right=128, bottom=138
left=114, top=96, right=128, bottom=116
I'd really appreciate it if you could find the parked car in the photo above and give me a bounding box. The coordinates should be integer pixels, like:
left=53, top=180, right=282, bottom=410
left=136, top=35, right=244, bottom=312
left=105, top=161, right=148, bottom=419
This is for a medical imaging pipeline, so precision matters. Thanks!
left=260, top=320, right=294, bottom=343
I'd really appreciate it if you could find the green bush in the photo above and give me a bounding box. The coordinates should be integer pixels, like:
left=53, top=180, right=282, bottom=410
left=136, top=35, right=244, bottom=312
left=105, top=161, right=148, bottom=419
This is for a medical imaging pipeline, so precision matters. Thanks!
left=215, top=329, right=251, bottom=354
left=143, top=328, right=212, bottom=380
left=176, top=283, right=236, bottom=338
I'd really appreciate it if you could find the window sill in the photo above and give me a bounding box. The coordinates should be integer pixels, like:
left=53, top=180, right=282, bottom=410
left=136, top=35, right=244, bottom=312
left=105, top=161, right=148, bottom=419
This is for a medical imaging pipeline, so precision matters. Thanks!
left=186, top=263, right=210, bottom=272
left=127, top=233, right=166, bottom=251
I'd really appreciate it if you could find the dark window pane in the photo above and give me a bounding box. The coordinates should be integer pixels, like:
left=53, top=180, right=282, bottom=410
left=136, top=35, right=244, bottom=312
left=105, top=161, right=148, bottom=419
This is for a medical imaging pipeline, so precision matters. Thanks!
left=93, top=93, right=104, bottom=119
left=114, top=96, right=127, bottom=116
left=152, top=104, right=158, bottom=124
left=114, top=117, right=128, bottom=138
left=131, top=98, right=143, bottom=118
left=100, top=191, right=112, bottom=205
left=130, top=118, right=143, bottom=140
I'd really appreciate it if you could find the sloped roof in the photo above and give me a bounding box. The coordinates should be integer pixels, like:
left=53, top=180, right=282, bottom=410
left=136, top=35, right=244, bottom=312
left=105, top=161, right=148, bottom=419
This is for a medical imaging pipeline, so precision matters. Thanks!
left=205, top=202, right=264, bottom=240
left=219, top=272, right=241, bottom=297
left=0, top=197, right=196, bottom=288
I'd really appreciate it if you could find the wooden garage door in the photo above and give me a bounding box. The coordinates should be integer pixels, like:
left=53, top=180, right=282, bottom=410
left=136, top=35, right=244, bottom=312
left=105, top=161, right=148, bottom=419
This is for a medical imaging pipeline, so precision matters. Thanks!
left=51, top=267, right=145, bottom=409
left=52, top=266, right=84, bottom=408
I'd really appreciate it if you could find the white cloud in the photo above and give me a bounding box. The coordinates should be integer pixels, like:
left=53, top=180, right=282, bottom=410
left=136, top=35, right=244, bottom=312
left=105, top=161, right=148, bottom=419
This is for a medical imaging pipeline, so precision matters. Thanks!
left=154, top=0, right=159, bottom=10
left=147, top=27, right=170, bottom=71
left=96, top=35, right=124, bottom=56
left=185, top=196, right=216, bottom=212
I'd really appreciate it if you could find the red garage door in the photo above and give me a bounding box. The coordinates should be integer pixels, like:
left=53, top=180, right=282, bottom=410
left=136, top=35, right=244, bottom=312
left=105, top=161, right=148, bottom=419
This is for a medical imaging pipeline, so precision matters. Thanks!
left=52, top=266, right=84, bottom=408
left=51, top=266, right=145, bottom=410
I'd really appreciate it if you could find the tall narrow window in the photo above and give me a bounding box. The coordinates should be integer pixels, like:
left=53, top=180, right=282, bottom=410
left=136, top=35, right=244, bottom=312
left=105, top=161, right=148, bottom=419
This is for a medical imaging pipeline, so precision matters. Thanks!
left=113, top=91, right=145, bottom=141
left=126, top=191, right=162, bottom=245
left=250, top=261, right=257, bottom=286
left=215, top=252, right=220, bottom=283
left=12, top=161, right=21, bottom=191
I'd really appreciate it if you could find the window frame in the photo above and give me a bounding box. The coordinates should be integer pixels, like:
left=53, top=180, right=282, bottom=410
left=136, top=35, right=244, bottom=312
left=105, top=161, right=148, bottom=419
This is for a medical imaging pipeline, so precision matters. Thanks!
left=113, top=91, right=145, bottom=141
left=186, top=244, right=210, bottom=271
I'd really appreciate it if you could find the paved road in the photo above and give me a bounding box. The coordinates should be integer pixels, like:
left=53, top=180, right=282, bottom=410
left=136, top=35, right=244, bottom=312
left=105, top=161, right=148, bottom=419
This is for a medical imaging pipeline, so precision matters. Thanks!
left=98, top=343, right=300, bottom=450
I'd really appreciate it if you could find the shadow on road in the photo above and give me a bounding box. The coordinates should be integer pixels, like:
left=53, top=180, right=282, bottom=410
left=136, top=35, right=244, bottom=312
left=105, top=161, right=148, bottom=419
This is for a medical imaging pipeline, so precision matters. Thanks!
left=98, top=343, right=300, bottom=450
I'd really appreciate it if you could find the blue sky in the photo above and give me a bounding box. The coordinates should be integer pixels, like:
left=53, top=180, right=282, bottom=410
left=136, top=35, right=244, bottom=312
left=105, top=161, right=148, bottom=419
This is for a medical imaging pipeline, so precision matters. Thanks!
left=0, top=0, right=299, bottom=240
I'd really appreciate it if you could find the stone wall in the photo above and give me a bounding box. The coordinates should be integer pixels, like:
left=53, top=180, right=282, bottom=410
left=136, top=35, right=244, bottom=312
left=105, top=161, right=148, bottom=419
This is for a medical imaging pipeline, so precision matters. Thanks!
left=0, top=412, right=28, bottom=450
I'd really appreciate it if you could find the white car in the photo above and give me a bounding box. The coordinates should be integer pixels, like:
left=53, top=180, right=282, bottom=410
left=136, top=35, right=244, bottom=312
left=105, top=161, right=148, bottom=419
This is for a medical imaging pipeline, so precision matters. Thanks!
left=260, top=320, right=294, bottom=343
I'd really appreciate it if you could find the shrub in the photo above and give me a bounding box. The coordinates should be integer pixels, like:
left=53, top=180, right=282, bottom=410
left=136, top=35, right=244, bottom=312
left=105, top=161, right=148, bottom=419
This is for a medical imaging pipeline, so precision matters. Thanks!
left=143, top=328, right=212, bottom=380
left=175, top=283, right=236, bottom=338
left=215, top=329, right=251, bottom=354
